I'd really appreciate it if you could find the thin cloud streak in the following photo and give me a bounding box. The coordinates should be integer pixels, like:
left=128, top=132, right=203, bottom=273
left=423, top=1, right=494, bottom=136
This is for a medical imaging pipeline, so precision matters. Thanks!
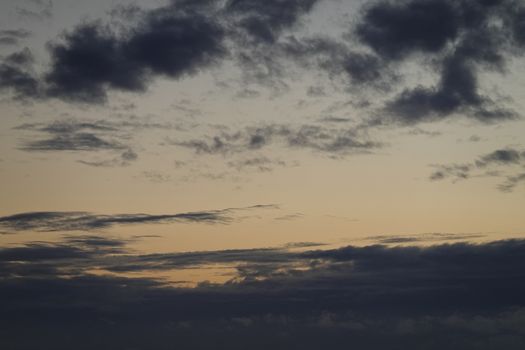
left=0, top=205, right=278, bottom=233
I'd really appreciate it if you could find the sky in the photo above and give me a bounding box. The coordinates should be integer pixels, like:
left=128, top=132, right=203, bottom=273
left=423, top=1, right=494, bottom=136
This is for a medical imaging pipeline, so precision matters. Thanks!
left=1, top=0, right=525, bottom=349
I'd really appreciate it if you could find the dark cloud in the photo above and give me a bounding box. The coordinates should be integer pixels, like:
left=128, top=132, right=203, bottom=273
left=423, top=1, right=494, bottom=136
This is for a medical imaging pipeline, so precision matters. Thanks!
left=226, top=0, right=319, bottom=44
left=1, top=239, right=525, bottom=349
left=366, top=232, right=485, bottom=244
left=21, top=132, right=125, bottom=152
left=1, top=0, right=326, bottom=103
left=41, top=0, right=324, bottom=103
left=356, top=0, right=459, bottom=60
left=281, top=36, right=395, bottom=89
left=14, top=120, right=152, bottom=165
left=45, top=2, right=226, bottom=103
left=0, top=0, right=523, bottom=126
left=173, top=123, right=381, bottom=156
left=0, top=29, right=31, bottom=46
left=476, top=149, right=522, bottom=166
left=0, top=49, right=39, bottom=98
left=430, top=147, right=525, bottom=191
left=353, top=0, right=525, bottom=124
left=0, top=205, right=277, bottom=233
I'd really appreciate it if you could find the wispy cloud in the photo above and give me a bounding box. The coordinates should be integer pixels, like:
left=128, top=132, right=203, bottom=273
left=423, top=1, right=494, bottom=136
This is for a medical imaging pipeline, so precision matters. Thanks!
left=430, top=147, right=525, bottom=192
left=0, top=205, right=278, bottom=233
left=172, top=123, right=382, bottom=157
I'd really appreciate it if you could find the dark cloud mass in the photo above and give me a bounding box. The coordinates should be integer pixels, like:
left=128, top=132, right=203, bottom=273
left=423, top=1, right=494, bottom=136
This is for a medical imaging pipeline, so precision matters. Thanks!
left=356, top=0, right=525, bottom=124
left=356, top=0, right=459, bottom=59
left=1, top=239, right=525, bottom=349
left=42, top=0, right=323, bottom=103
left=45, top=6, right=226, bottom=103
left=0, top=0, right=522, bottom=128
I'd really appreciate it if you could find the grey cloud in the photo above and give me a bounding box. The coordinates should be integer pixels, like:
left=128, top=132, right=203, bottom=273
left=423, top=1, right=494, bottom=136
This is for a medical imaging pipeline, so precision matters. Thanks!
left=366, top=232, right=485, bottom=244
left=44, top=1, right=226, bottom=103
left=16, top=0, right=53, bottom=20
left=20, top=132, right=125, bottom=152
left=354, top=0, right=525, bottom=124
left=0, top=205, right=277, bottom=233
left=476, top=149, right=522, bottom=167
left=42, top=0, right=323, bottom=103
left=355, top=0, right=460, bottom=60
left=430, top=147, right=525, bottom=191
left=1, top=239, right=525, bottom=349
left=77, top=149, right=138, bottom=167
left=14, top=120, right=161, bottom=166
left=0, top=29, right=31, bottom=46
left=173, top=123, right=382, bottom=156
left=227, top=156, right=289, bottom=172
left=281, top=36, right=395, bottom=89
left=0, top=49, right=39, bottom=98
left=226, top=0, right=319, bottom=44
left=498, top=172, right=525, bottom=192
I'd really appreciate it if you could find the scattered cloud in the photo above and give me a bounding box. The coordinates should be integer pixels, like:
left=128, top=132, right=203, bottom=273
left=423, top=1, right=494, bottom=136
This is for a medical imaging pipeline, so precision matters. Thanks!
left=227, top=156, right=291, bottom=172
left=366, top=232, right=486, bottom=244
left=430, top=147, right=525, bottom=191
left=0, top=205, right=278, bottom=233
left=172, top=123, right=382, bottom=156
left=16, top=0, right=53, bottom=20
left=0, top=29, right=31, bottom=46
left=0, top=49, right=39, bottom=98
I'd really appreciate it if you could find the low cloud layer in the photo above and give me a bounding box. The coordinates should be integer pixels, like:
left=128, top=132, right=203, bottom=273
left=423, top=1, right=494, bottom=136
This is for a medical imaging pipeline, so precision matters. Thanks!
left=1, top=238, right=524, bottom=349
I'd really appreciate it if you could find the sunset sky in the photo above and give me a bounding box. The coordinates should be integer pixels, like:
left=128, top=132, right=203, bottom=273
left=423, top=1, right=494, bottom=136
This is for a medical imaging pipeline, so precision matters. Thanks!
left=1, top=0, right=525, bottom=349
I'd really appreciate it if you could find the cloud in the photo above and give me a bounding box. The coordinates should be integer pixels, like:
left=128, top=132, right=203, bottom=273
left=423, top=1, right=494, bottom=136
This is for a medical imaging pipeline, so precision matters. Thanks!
left=77, top=149, right=138, bottom=167
left=281, top=36, right=396, bottom=89
left=429, top=147, right=525, bottom=191
left=14, top=120, right=159, bottom=165
left=1, top=0, right=326, bottom=103
left=41, top=0, right=324, bottom=103
left=227, top=0, right=319, bottom=44
left=44, top=1, right=226, bottom=103
left=498, top=172, right=525, bottom=192
left=0, top=29, right=31, bottom=46
left=0, top=49, right=39, bottom=98
left=366, top=232, right=485, bottom=244
left=0, top=205, right=277, bottom=233
left=227, top=156, right=290, bottom=172
left=172, top=123, right=382, bottom=156
left=1, top=239, right=525, bottom=349
left=353, top=0, right=525, bottom=124
left=16, top=0, right=53, bottom=20
left=355, top=0, right=459, bottom=60
left=21, top=132, right=125, bottom=152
